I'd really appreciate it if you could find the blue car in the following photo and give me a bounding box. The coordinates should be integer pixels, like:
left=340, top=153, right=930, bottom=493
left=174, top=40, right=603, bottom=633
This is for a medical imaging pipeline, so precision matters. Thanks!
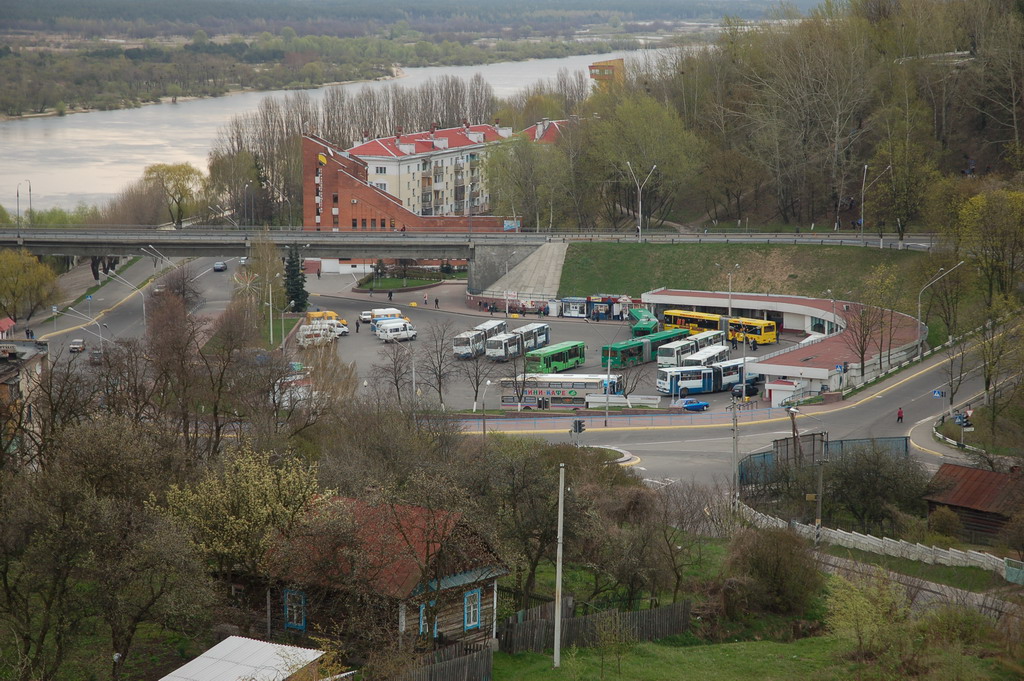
left=673, top=397, right=710, bottom=412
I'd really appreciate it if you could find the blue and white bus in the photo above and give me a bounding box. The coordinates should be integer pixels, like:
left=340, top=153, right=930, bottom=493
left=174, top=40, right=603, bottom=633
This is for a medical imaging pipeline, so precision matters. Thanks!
left=512, top=322, right=551, bottom=351
left=715, top=358, right=760, bottom=390
left=656, top=366, right=722, bottom=396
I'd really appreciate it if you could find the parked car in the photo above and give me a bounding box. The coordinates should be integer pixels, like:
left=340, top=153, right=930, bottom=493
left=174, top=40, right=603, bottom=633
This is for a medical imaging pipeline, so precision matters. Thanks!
left=213, top=261, right=227, bottom=272
left=673, top=397, right=710, bottom=412
left=69, top=338, right=86, bottom=353
left=731, top=383, right=760, bottom=398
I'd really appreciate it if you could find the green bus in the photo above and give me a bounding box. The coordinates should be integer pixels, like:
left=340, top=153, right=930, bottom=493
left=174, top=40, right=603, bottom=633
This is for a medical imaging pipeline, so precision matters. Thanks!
left=524, top=341, right=586, bottom=373
left=629, top=308, right=660, bottom=337
left=601, top=328, right=691, bottom=369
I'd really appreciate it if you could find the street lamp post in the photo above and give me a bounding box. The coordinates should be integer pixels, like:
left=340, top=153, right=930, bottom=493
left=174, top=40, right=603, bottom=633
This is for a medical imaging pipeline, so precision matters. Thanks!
left=859, top=164, right=891, bottom=240
left=553, top=462, right=566, bottom=668
left=916, top=260, right=965, bottom=361
left=824, top=289, right=837, bottom=334
left=65, top=306, right=108, bottom=346
left=281, top=300, right=295, bottom=343
left=626, top=161, right=657, bottom=241
left=504, top=251, right=517, bottom=317
left=107, top=271, right=147, bottom=327
left=599, top=318, right=632, bottom=427
left=481, top=379, right=493, bottom=440
left=716, top=263, right=740, bottom=317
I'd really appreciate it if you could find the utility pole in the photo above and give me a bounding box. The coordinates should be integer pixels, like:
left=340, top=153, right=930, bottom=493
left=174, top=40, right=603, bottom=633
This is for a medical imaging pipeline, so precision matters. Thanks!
left=553, top=463, right=566, bottom=668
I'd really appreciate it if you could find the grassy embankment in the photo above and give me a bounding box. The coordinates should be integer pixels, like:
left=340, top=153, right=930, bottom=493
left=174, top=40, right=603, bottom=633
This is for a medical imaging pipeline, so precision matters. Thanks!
left=557, top=243, right=957, bottom=344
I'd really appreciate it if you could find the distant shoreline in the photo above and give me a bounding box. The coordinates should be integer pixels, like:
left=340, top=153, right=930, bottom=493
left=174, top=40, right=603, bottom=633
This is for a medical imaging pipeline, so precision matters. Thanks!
left=0, top=66, right=408, bottom=123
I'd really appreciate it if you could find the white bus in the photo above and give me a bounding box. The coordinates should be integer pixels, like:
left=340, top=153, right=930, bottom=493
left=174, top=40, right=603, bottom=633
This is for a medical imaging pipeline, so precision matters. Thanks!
left=714, top=358, right=760, bottom=390
left=474, top=319, right=507, bottom=339
left=656, top=366, right=722, bottom=396
left=370, top=307, right=406, bottom=330
left=500, top=373, right=623, bottom=410
left=657, top=339, right=697, bottom=367
left=512, top=322, right=551, bottom=351
left=453, top=329, right=486, bottom=358
left=485, top=332, right=524, bottom=361
left=681, top=344, right=731, bottom=368
left=690, top=330, right=726, bottom=350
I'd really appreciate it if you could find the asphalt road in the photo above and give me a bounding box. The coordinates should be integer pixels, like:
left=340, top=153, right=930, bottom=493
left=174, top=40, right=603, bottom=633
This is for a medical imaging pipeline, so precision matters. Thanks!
left=42, top=261, right=985, bottom=491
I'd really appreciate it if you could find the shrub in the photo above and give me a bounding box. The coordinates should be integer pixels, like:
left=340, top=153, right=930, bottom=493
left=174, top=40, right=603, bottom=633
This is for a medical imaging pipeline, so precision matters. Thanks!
left=725, top=528, right=822, bottom=615
left=826, top=569, right=910, bottom=661
left=929, top=506, right=963, bottom=539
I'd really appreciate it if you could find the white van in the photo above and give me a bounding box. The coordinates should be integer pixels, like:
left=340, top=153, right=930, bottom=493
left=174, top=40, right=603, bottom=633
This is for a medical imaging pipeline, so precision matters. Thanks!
left=370, top=307, right=405, bottom=329
left=376, top=320, right=417, bottom=343
left=297, top=325, right=334, bottom=348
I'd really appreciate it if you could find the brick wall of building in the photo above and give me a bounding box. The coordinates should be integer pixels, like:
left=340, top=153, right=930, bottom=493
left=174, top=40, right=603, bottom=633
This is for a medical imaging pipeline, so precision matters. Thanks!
left=303, top=135, right=505, bottom=234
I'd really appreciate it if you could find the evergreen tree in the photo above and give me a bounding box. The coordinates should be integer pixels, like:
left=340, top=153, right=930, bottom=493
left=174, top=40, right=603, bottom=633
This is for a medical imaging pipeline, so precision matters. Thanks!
left=284, top=244, right=308, bottom=312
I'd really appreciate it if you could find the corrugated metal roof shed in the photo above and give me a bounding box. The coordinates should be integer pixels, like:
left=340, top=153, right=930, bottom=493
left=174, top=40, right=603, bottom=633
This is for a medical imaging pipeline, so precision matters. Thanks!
left=925, top=463, right=1024, bottom=516
left=159, top=636, right=323, bottom=681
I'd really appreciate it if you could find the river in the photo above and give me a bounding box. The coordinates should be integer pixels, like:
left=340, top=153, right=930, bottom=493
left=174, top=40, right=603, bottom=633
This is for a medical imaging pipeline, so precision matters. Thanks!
left=0, top=50, right=659, bottom=212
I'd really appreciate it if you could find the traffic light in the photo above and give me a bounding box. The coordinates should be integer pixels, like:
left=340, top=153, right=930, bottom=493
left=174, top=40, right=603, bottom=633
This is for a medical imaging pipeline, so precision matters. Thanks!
left=572, top=419, right=586, bottom=433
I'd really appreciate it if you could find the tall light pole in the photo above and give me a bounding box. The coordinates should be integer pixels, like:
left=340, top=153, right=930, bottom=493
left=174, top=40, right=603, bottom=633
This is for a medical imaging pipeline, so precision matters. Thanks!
left=107, top=270, right=147, bottom=327
left=626, top=161, right=657, bottom=241
left=281, top=300, right=295, bottom=343
left=599, top=317, right=632, bottom=427
left=553, top=462, right=566, bottom=668
left=15, top=182, right=22, bottom=228
left=859, top=164, right=891, bottom=239
left=716, top=263, right=739, bottom=317
left=144, top=244, right=174, bottom=267
left=504, top=251, right=517, bottom=316
left=481, top=379, right=493, bottom=440
left=824, top=289, right=837, bottom=335
left=917, top=260, right=965, bottom=361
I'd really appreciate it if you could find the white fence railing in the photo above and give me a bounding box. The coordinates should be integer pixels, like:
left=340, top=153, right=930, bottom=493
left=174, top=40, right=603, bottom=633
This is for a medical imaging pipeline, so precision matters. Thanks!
left=737, top=503, right=1007, bottom=577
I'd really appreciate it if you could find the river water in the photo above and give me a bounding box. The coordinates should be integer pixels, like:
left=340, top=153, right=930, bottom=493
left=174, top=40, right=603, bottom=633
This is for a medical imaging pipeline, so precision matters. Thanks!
left=0, top=50, right=654, bottom=212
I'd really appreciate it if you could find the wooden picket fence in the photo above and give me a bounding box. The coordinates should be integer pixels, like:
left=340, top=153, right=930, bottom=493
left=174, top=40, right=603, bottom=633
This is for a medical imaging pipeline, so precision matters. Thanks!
left=395, top=647, right=493, bottom=681
left=497, top=600, right=691, bottom=655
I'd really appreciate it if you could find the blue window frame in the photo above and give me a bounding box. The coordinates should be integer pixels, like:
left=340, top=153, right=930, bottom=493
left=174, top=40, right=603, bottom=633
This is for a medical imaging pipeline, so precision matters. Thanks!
left=464, top=589, right=482, bottom=630
left=283, top=589, right=307, bottom=631
left=419, top=601, right=438, bottom=637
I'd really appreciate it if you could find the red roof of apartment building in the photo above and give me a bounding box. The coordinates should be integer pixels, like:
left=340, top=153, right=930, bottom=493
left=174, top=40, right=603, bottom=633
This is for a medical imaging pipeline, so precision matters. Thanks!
left=347, top=123, right=507, bottom=158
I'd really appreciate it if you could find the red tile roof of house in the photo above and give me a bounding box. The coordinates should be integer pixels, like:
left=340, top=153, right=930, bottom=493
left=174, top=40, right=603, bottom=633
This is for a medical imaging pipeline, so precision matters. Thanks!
left=274, top=498, right=504, bottom=599
left=347, top=124, right=507, bottom=158
left=521, top=119, right=567, bottom=143
left=925, top=463, right=1024, bottom=517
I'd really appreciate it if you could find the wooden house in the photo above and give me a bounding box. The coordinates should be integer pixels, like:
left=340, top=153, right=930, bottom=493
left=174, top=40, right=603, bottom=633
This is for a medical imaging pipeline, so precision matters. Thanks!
left=266, top=498, right=507, bottom=648
left=924, top=463, right=1024, bottom=541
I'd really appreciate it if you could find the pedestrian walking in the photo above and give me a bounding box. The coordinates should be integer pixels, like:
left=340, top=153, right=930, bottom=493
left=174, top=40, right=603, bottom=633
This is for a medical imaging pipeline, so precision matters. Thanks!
left=355, top=319, right=360, bottom=333
left=423, top=293, right=428, bottom=306
left=316, top=269, right=321, bottom=280
left=434, top=297, right=439, bottom=309
left=897, top=407, right=904, bottom=423
left=388, top=290, right=393, bottom=302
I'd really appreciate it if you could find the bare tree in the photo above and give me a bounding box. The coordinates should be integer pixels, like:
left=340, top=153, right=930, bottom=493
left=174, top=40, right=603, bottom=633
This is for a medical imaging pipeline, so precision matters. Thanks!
left=839, top=302, right=884, bottom=379
left=455, top=354, right=499, bottom=412
left=371, top=342, right=414, bottom=406
left=417, top=321, right=457, bottom=409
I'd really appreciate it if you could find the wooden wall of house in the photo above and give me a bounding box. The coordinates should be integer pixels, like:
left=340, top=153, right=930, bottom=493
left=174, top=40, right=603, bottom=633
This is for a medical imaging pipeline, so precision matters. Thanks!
left=929, top=501, right=1009, bottom=542
left=419, top=580, right=498, bottom=645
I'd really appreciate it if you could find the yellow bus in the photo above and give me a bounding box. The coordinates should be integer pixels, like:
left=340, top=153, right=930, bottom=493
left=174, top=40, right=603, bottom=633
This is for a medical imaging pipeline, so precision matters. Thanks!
left=728, top=317, right=777, bottom=344
left=663, top=309, right=722, bottom=333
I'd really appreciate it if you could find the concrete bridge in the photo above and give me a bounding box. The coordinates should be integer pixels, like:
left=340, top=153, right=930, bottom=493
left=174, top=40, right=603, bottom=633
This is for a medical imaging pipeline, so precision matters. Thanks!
left=0, top=227, right=935, bottom=295
left=0, top=227, right=549, bottom=294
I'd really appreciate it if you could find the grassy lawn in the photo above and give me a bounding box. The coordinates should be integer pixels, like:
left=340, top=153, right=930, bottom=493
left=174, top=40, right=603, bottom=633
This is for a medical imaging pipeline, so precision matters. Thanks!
left=262, top=316, right=301, bottom=348
left=363, top=277, right=437, bottom=290
left=557, top=243, right=927, bottom=306
left=492, top=633, right=1015, bottom=681
left=823, top=545, right=1010, bottom=593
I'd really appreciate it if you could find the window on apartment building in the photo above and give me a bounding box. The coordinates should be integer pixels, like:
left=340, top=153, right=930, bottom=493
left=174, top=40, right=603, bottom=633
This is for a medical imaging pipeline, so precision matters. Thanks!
left=375, top=182, right=387, bottom=192
left=351, top=219, right=357, bottom=228
left=370, top=218, right=377, bottom=229
left=375, top=166, right=386, bottom=174
left=332, top=215, right=339, bottom=225
left=332, top=193, right=338, bottom=203
left=361, top=218, right=367, bottom=228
